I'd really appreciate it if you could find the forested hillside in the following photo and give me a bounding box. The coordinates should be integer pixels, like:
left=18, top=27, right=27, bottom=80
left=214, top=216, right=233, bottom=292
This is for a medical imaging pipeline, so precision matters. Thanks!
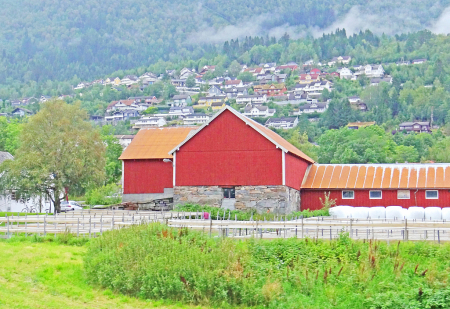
left=1, top=0, right=450, bottom=84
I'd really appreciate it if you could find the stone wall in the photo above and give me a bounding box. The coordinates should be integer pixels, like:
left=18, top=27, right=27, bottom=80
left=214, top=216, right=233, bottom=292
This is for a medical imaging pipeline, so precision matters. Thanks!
left=174, top=185, right=300, bottom=214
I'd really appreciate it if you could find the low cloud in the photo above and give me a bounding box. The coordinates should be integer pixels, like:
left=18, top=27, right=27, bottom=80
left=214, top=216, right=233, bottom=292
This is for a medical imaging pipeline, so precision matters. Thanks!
left=430, top=6, right=450, bottom=34
left=187, top=4, right=450, bottom=45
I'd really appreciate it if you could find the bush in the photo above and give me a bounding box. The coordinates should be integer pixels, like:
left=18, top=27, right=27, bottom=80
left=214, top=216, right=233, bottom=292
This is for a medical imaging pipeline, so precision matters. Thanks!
left=174, top=203, right=329, bottom=221
left=85, top=184, right=121, bottom=206
left=85, top=224, right=450, bottom=308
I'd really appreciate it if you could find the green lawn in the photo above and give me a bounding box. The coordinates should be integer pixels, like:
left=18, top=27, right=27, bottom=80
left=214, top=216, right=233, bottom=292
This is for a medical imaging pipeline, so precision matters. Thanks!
left=0, top=239, right=203, bottom=309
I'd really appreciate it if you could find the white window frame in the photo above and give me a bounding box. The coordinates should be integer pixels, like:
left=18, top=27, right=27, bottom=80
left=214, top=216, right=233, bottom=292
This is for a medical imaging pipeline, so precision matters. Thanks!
left=342, top=190, right=354, bottom=199
left=397, top=190, right=411, bottom=199
left=425, top=190, right=439, bottom=200
left=369, top=190, right=382, bottom=200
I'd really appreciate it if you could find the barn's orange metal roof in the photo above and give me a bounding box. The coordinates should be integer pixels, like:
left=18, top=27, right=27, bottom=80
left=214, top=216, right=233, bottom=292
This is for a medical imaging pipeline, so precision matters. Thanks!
left=302, top=164, right=450, bottom=189
left=119, top=127, right=196, bottom=160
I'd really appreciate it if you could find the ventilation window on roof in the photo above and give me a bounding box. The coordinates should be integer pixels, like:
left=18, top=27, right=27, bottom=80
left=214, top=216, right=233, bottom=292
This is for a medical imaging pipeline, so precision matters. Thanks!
left=426, top=190, right=438, bottom=199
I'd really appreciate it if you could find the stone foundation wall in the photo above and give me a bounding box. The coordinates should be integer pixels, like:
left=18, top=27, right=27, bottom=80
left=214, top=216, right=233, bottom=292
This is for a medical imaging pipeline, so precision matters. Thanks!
left=174, top=185, right=300, bottom=214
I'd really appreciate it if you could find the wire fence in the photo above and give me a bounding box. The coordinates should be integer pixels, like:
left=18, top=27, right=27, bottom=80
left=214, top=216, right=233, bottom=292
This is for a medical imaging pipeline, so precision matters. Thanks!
left=1, top=210, right=450, bottom=243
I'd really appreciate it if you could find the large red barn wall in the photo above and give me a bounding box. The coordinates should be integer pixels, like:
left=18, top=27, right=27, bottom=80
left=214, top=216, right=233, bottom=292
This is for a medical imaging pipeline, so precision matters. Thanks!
left=285, top=153, right=310, bottom=190
left=301, top=189, right=450, bottom=210
left=176, top=110, right=283, bottom=186
left=123, top=159, right=172, bottom=194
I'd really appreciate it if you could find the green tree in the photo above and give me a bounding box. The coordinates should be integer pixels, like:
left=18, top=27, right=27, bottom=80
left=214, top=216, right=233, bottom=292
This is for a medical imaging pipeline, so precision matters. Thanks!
left=142, top=106, right=158, bottom=115
left=185, top=75, right=196, bottom=88
left=237, top=71, right=255, bottom=82
left=101, top=126, right=125, bottom=184
left=0, top=117, right=23, bottom=155
left=0, top=100, right=106, bottom=213
left=428, top=137, right=450, bottom=162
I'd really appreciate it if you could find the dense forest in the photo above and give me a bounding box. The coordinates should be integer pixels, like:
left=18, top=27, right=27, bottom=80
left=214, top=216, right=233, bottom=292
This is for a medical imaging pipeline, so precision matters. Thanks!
left=1, top=0, right=450, bottom=84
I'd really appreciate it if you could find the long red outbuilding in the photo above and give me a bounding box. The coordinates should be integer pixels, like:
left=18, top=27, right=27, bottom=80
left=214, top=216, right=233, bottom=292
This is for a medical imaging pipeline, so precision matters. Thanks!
left=120, top=106, right=450, bottom=212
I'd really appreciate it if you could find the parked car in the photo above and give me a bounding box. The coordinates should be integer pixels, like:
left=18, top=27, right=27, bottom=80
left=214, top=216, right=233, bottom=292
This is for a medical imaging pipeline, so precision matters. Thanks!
left=60, top=201, right=83, bottom=212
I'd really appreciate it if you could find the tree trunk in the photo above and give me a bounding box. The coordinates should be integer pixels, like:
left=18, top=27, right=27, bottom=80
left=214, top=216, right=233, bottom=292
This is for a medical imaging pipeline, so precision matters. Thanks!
left=54, top=198, right=61, bottom=214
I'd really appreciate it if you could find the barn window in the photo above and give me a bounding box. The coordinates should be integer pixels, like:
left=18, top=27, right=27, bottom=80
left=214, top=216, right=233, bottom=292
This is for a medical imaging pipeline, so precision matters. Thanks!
left=223, top=188, right=235, bottom=199
left=397, top=190, right=410, bottom=199
left=369, top=190, right=382, bottom=199
left=342, top=190, right=354, bottom=199
left=426, top=190, right=438, bottom=199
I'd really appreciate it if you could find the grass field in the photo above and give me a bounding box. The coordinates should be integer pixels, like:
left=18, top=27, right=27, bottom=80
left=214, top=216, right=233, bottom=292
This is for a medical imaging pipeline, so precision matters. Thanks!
left=0, top=238, right=203, bottom=309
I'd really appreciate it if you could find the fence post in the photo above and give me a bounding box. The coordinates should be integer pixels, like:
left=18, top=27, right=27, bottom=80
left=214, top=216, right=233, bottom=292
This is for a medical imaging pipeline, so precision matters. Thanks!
left=350, top=219, right=353, bottom=239
left=44, top=216, right=47, bottom=237
left=100, top=215, right=103, bottom=235
left=6, top=215, right=9, bottom=238
left=301, top=216, right=304, bottom=239
left=209, top=213, right=212, bottom=238
left=405, top=219, right=408, bottom=241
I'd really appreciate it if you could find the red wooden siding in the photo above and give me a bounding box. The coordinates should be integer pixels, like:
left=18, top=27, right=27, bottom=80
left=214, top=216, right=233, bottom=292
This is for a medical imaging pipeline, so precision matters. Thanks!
left=301, top=189, right=450, bottom=210
left=285, top=153, right=309, bottom=190
left=176, top=110, right=283, bottom=186
left=123, top=159, right=172, bottom=194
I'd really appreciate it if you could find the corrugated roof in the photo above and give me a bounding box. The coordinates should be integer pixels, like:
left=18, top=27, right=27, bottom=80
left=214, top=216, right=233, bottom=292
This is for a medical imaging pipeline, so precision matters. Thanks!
left=169, top=106, right=315, bottom=164
left=119, top=127, right=196, bottom=160
left=302, top=164, right=450, bottom=189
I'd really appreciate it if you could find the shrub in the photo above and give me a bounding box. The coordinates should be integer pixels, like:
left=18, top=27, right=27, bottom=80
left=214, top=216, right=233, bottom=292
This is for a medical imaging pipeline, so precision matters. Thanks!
left=85, top=184, right=121, bottom=206
left=85, top=224, right=450, bottom=308
left=174, top=203, right=329, bottom=221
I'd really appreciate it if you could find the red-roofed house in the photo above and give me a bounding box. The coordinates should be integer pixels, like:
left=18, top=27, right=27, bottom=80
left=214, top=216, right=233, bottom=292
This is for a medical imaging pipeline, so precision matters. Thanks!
left=107, top=100, right=137, bottom=112
left=276, top=64, right=298, bottom=71
left=224, top=79, right=243, bottom=88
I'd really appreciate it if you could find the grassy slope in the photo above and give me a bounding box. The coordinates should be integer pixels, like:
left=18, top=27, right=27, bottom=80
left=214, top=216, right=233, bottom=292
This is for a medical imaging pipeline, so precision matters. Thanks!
left=0, top=240, right=202, bottom=309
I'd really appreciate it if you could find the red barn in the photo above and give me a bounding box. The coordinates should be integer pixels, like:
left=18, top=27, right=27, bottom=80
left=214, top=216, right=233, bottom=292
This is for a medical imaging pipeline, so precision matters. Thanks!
left=169, top=107, right=315, bottom=213
left=301, top=164, right=450, bottom=210
left=119, top=127, right=195, bottom=202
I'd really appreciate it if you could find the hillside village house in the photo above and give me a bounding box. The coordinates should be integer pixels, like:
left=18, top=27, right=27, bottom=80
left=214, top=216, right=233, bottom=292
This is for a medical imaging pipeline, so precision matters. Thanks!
left=243, top=103, right=275, bottom=118
left=328, top=56, right=352, bottom=66
left=347, top=121, right=376, bottom=129
left=211, top=101, right=227, bottom=111
left=265, top=117, right=298, bottom=129
left=293, top=102, right=328, bottom=115
left=121, top=75, right=139, bottom=86
left=412, top=59, right=427, bottom=65
left=353, top=64, right=384, bottom=79
left=236, top=94, right=267, bottom=105
left=197, top=95, right=227, bottom=107
left=398, top=121, right=431, bottom=133
left=183, top=113, right=210, bottom=125
left=224, top=80, right=243, bottom=88
left=105, top=109, right=139, bottom=122
left=208, top=85, right=224, bottom=96
left=224, top=86, right=248, bottom=98
left=11, top=108, right=33, bottom=117
left=139, top=72, right=157, bottom=84
left=338, top=67, right=353, bottom=79
left=114, top=135, right=135, bottom=149
left=371, top=77, right=393, bottom=86
left=121, top=106, right=450, bottom=213
left=168, top=106, right=195, bottom=117
left=171, top=95, right=192, bottom=107
left=134, top=116, right=167, bottom=128
left=298, top=74, right=320, bottom=84
left=253, top=83, right=287, bottom=96
left=107, top=99, right=138, bottom=112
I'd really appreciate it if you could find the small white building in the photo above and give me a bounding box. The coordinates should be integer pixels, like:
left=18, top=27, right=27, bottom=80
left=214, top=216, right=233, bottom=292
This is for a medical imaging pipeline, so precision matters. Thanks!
left=183, top=113, right=210, bottom=125
left=236, top=94, right=267, bottom=105
left=243, top=103, right=275, bottom=118
left=134, top=116, right=167, bottom=128
left=265, top=117, right=298, bottom=129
